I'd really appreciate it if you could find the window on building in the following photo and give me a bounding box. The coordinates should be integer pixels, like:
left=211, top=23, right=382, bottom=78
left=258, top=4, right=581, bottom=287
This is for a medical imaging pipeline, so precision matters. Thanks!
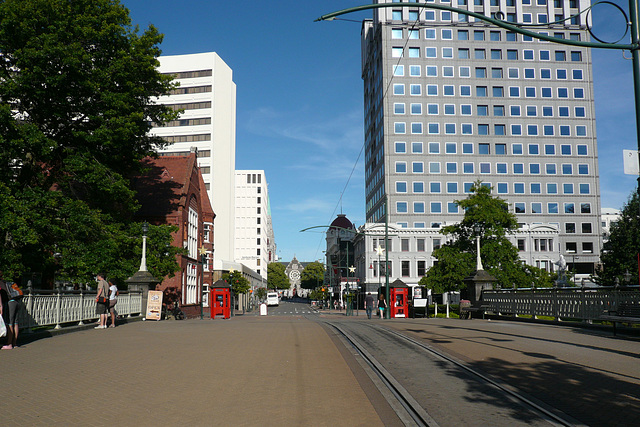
left=402, top=261, right=410, bottom=277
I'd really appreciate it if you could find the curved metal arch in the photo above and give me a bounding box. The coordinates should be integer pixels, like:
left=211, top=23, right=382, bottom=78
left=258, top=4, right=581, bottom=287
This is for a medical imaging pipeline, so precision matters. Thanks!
left=315, top=1, right=636, bottom=50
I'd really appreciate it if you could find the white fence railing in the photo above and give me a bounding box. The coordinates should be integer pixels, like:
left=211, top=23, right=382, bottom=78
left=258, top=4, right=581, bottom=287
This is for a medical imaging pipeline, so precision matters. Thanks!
left=17, top=289, right=143, bottom=332
left=481, top=287, right=640, bottom=321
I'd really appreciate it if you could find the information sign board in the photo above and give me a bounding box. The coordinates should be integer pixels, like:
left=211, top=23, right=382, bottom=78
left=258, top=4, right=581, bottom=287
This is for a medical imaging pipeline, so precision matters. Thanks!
left=146, top=290, right=163, bottom=321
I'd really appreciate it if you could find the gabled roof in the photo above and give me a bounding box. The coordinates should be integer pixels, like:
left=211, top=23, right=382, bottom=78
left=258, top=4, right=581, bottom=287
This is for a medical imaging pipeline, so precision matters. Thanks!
left=133, top=154, right=214, bottom=220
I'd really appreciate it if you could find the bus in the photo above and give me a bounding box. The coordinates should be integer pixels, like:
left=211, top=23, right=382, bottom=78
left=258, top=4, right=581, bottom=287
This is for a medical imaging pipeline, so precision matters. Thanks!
left=266, top=292, right=279, bottom=306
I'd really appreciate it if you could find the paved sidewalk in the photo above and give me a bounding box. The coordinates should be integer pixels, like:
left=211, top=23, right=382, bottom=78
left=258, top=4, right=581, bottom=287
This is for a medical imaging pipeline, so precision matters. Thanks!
left=0, top=317, right=384, bottom=427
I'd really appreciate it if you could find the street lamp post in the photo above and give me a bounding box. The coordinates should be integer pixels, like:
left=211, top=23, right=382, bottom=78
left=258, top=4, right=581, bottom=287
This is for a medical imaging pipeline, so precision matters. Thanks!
left=384, top=195, right=390, bottom=319
left=474, top=224, right=484, bottom=272
left=140, top=222, right=149, bottom=272
left=376, top=244, right=384, bottom=290
left=199, top=246, right=207, bottom=320
left=349, top=265, right=356, bottom=316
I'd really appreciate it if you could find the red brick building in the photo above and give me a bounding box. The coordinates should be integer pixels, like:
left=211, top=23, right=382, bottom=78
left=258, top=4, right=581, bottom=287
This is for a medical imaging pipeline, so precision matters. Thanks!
left=134, top=153, right=215, bottom=318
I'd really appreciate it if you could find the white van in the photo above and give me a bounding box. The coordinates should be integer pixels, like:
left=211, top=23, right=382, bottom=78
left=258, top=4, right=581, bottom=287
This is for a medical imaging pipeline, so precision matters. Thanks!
left=266, top=292, right=279, bottom=306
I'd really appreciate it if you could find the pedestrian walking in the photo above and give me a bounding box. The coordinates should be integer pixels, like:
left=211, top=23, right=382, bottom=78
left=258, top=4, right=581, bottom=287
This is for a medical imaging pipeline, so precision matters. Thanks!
left=108, top=281, right=119, bottom=328
left=364, top=293, right=375, bottom=319
left=378, top=294, right=387, bottom=319
left=1, top=279, right=24, bottom=349
left=95, top=273, right=109, bottom=329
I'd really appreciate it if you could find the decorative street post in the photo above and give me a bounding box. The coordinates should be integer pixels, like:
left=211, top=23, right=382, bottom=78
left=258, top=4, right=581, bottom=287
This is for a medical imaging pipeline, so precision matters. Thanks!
left=140, top=221, right=149, bottom=272
left=125, top=222, right=159, bottom=317
left=474, top=224, right=484, bottom=272
left=199, top=246, right=207, bottom=320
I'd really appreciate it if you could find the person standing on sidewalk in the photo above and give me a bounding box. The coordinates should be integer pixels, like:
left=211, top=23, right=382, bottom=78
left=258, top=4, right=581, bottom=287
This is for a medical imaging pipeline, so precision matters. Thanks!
left=378, top=294, right=387, bottom=319
left=364, top=293, right=375, bottom=319
left=95, top=274, right=109, bottom=329
left=108, top=281, right=119, bottom=328
left=1, top=279, right=24, bottom=349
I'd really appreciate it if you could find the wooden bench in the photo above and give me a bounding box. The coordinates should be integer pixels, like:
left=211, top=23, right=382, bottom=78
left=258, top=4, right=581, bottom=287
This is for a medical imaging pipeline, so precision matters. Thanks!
left=600, top=303, right=640, bottom=336
left=459, top=301, right=491, bottom=319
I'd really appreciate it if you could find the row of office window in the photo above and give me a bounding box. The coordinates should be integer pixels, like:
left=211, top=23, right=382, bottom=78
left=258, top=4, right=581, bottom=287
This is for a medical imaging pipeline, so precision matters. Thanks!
left=164, top=69, right=212, bottom=79
left=389, top=9, right=578, bottom=25
left=393, top=64, right=585, bottom=80
left=393, top=122, right=588, bottom=137
left=397, top=103, right=588, bottom=118
left=392, top=27, right=582, bottom=42
left=456, top=0, right=580, bottom=6
left=392, top=46, right=583, bottom=62
left=157, top=117, right=211, bottom=128
left=165, top=101, right=212, bottom=111
left=394, top=103, right=588, bottom=119
left=392, top=83, right=587, bottom=99
left=395, top=162, right=592, bottom=180
left=396, top=200, right=593, bottom=215
left=396, top=178, right=592, bottom=193
left=394, top=142, right=589, bottom=156
left=161, top=133, right=211, bottom=143
left=395, top=180, right=592, bottom=195
left=390, top=0, right=579, bottom=8
left=167, top=85, right=212, bottom=95
left=517, top=240, right=594, bottom=257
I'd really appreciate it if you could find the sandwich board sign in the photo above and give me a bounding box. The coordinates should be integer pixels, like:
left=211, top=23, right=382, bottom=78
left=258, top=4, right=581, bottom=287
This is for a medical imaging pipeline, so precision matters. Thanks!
left=623, top=150, right=639, bottom=175
left=146, top=290, right=163, bottom=321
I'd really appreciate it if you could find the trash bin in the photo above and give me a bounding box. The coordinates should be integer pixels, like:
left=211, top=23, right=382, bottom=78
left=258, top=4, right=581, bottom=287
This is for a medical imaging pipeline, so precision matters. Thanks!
left=459, top=300, right=472, bottom=320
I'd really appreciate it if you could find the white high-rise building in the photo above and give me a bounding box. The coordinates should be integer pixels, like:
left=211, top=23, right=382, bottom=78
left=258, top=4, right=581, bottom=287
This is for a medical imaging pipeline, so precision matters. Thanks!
left=360, top=0, right=602, bottom=278
left=150, top=52, right=237, bottom=266
left=234, top=171, right=276, bottom=280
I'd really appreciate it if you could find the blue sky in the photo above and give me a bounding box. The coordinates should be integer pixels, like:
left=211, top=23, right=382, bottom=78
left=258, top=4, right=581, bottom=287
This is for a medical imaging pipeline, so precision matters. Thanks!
left=124, top=0, right=639, bottom=263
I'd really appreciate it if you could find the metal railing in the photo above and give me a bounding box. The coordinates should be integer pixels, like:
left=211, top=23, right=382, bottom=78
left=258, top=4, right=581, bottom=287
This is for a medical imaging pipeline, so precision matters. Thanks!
left=16, top=288, right=143, bottom=332
left=481, top=287, right=640, bottom=321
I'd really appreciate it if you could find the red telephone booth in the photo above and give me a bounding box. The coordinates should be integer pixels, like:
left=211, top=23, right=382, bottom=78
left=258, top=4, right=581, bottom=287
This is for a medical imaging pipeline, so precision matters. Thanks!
left=380, top=279, right=409, bottom=318
left=210, top=279, right=231, bottom=319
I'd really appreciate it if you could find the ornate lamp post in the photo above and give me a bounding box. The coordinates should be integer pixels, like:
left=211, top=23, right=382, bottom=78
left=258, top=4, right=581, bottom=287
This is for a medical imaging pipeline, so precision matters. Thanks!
left=199, top=246, right=207, bottom=320
left=140, top=221, right=149, bottom=271
left=376, top=244, right=384, bottom=290
left=126, top=221, right=159, bottom=318
left=474, top=224, right=484, bottom=272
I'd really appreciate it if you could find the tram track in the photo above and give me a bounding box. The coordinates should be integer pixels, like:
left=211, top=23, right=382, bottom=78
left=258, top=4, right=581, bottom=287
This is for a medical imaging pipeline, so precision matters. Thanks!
left=318, top=318, right=581, bottom=427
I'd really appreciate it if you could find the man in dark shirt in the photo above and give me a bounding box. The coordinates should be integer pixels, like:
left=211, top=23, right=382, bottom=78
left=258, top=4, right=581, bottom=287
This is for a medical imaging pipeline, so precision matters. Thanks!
left=364, top=293, right=375, bottom=319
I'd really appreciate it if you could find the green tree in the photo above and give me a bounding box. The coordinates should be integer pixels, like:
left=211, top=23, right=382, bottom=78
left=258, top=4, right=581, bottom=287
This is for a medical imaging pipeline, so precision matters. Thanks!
left=309, top=288, right=327, bottom=302
left=255, top=287, right=267, bottom=301
left=423, top=181, right=551, bottom=292
left=300, top=261, right=325, bottom=290
left=0, top=0, right=179, bottom=285
left=222, top=270, right=251, bottom=296
left=597, top=189, right=640, bottom=286
left=267, top=262, right=289, bottom=290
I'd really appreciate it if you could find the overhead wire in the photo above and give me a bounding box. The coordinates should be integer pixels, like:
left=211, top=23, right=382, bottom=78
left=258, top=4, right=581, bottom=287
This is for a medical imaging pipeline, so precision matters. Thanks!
left=314, top=5, right=428, bottom=261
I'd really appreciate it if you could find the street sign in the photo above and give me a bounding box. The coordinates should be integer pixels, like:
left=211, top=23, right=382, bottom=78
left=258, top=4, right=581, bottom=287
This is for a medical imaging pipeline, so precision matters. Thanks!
left=623, top=149, right=639, bottom=175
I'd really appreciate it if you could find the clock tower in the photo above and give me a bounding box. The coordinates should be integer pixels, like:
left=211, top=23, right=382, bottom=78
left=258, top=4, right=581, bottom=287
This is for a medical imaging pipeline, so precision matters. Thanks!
left=283, top=256, right=306, bottom=299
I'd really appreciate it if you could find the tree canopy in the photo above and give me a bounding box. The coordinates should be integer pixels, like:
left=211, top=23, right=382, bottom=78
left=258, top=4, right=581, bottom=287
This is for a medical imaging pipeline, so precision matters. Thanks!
left=221, top=270, right=251, bottom=296
left=300, top=261, right=325, bottom=290
left=423, top=181, right=554, bottom=292
left=0, top=0, right=180, bottom=286
left=597, top=188, right=640, bottom=286
left=267, top=263, right=289, bottom=290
